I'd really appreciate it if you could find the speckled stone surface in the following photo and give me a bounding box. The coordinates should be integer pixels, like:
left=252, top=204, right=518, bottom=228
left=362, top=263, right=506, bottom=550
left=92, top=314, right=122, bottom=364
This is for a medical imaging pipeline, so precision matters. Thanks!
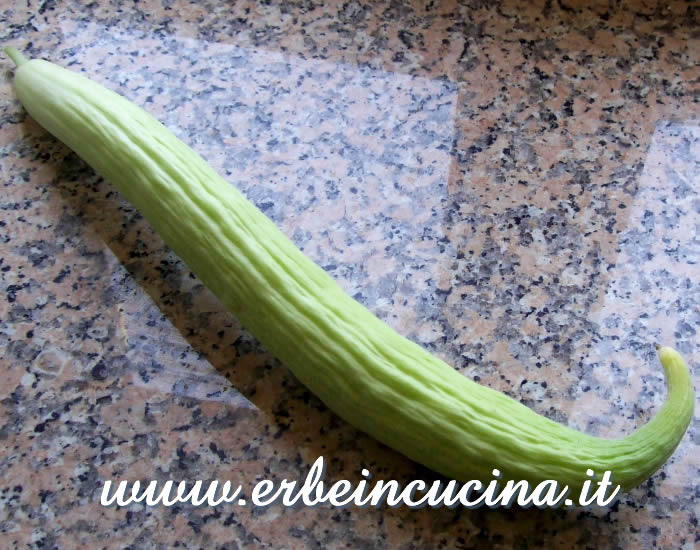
left=0, top=1, right=698, bottom=548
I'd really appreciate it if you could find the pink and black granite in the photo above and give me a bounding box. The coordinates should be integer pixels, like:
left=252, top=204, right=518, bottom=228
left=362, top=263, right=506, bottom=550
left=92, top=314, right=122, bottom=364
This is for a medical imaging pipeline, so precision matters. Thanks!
left=0, top=1, right=697, bottom=548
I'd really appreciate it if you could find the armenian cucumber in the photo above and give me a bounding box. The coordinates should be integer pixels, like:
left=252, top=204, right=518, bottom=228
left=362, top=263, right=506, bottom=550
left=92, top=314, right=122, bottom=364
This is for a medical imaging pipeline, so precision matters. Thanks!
left=5, top=47, right=694, bottom=493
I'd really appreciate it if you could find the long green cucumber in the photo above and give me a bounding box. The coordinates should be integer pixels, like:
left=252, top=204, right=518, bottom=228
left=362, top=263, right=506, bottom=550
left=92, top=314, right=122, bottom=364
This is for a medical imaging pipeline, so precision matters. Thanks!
left=5, top=47, right=694, bottom=493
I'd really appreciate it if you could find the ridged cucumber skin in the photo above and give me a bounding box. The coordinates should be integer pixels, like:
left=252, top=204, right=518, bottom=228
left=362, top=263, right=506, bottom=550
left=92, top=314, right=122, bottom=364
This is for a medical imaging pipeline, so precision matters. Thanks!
left=9, top=53, right=695, bottom=493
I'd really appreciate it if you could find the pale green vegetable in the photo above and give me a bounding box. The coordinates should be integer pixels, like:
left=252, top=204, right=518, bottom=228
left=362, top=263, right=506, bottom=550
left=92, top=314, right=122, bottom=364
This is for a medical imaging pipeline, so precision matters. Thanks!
left=5, top=47, right=695, bottom=493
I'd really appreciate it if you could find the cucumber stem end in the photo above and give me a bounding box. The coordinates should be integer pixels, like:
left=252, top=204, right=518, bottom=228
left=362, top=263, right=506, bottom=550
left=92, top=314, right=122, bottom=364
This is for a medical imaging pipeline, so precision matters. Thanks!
left=4, top=47, right=29, bottom=67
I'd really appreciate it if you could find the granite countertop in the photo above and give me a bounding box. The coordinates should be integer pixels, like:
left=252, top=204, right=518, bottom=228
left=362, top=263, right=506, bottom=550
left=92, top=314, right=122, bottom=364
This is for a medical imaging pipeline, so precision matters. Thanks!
left=1, top=1, right=698, bottom=548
